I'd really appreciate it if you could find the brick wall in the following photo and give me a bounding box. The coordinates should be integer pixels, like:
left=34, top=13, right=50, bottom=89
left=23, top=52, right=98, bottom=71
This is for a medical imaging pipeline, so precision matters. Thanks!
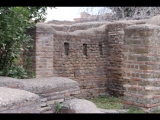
left=24, top=22, right=138, bottom=98
left=25, top=24, right=57, bottom=78
left=53, top=27, right=108, bottom=98
left=106, top=22, right=134, bottom=96
left=24, top=26, right=55, bottom=78
left=123, top=24, right=160, bottom=112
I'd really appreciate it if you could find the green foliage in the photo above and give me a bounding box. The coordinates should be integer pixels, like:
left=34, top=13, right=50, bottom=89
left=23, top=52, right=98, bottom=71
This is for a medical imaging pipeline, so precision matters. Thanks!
left=152, top=109, right=160, bottom=113
left=126, top=106, right=145, bottom=113
left=0, top=7, right=54, bottom=78
left=86, top=95, right=123, bottom=109
left=24, top=56, right=35, bottom=78
left=54, top=102, right=67, bottom=113
left=0, top=65, right=27, bottom=79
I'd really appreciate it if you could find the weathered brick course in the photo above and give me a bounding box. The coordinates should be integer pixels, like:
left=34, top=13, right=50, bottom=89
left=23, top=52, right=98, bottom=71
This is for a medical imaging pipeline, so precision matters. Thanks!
left=123, top=24, right=160, bottom=112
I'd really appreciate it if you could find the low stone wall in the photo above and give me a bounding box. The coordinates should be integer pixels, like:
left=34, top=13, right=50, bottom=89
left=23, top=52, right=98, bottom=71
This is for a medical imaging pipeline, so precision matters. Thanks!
left=0, top=76, right=80, bottom=113
left=0, top=87, right=40, bottom=113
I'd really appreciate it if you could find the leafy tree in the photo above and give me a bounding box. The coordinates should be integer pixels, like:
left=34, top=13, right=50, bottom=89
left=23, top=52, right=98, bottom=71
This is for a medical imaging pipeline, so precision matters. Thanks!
left=0, top=7, right=54, bottom=78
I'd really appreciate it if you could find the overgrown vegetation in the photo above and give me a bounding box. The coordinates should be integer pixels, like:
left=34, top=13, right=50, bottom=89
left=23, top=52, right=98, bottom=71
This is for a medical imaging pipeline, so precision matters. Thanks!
left=152, top=109, right=160, bottom=113
left=86, top=95, right=148, bottom=113
left=86, top=95, right=123, bottom=109
left=54, top=102, right=67, bottom=113
left=126, top=106, right=145, bottom=113
left=0, top=7, right=54, bottom=79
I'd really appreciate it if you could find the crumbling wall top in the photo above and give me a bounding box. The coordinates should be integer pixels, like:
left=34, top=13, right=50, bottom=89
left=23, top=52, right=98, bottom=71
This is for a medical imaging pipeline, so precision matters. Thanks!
left=36, top=23, right=56, bottom=33
left=147, top=15, right=160, bottom=26
left=117, top=19, right=148, bottom=25
left=125, top=24, right=160, bottom=30
left=68, top=21, right=111, bottom=32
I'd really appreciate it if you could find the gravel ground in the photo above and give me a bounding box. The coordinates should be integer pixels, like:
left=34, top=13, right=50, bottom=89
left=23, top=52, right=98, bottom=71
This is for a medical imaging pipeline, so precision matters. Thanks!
left=98, top=108, right=128, bottom=113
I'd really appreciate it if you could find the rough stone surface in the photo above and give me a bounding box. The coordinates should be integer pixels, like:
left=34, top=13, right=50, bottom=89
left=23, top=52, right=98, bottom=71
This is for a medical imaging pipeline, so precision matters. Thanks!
left=147, top=15, right=160, bottom=26
left=0, top=77, right=80, bottom=113
left=68, top=21, right=110, bottom=32
left=62, top=98, right=103, bottom=113
left=0, top=77, right=79, bottom=93
left=48, top=24, right=70, bottom=32
left=0, top=87, right=40, bottom=113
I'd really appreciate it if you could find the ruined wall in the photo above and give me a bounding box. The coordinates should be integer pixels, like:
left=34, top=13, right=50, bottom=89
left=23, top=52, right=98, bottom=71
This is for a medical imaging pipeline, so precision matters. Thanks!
left=105, top=22, right=134, bottom=96
left=24, top=20, right=150, bottom=98
left=46, top=20, right=75, bottom=25
left=24, top=24, right=57, bottom=78
left=53, top=25, right=108, bottom=98
left=123, top=24, right=160, bottom=112
left=48, top=24, right=70, bottom=32
left=68, top=22, right=110, bottom=32
left=24, top=21, right=139, bottom=98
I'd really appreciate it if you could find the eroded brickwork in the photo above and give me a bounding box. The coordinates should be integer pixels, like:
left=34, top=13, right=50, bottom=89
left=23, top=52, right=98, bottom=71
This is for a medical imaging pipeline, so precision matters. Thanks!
left=24, top=21, right=137, bottom=98
left=53, top=29, right=108, bottom=98
left=106, top=22, right=134, bottom=96
left=123, top=24, right=160, bottom=112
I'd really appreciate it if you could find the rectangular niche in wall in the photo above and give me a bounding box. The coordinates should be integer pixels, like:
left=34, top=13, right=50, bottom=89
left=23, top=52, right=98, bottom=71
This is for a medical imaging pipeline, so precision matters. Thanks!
left=64, top=42, right=69, bottom=56
left=83, top=44, right=87, bottom=56
left=99, top=43, right=103, bottom=55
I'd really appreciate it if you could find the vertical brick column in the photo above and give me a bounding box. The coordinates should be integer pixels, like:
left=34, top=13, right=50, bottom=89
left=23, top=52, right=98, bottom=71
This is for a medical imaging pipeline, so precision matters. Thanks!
left=35, top=24, right=54, bottom=77
left=123, top=24, right=160, bottom=112
left=106, top=22, right=133, bottom=96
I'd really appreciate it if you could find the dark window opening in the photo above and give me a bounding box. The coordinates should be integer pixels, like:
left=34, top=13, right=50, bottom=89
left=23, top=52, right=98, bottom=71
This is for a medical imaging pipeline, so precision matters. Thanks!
left=99, top=44, right=103, bottom=55
left=83, top=44, right=87, bottom=56
left=64, top=42, right=69, bottom=56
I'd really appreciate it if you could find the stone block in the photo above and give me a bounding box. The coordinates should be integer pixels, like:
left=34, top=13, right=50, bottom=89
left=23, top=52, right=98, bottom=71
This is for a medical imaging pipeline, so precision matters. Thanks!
left=0, top=87, right=40, bottom=113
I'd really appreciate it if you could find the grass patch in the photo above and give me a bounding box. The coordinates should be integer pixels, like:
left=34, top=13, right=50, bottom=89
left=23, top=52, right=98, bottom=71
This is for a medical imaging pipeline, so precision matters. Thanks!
left=86, top=95, right=123, bottom=109
left=126, top=106, right=145, bottom=113
left=152, top=109, right=160, bottom=113
left=86, top=95, right=148, bottom=113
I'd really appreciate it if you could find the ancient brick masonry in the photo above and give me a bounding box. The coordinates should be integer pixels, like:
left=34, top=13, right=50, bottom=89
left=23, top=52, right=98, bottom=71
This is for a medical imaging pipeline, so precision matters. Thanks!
left=53, top=27, right=108, bottom=98
left=24, top=25, right=57, bottom=78
left=24, top=21, right=139, bottom=98
left=123, top=24, right=160, bottom=112
left=106, top=22, right=134, bottom=96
